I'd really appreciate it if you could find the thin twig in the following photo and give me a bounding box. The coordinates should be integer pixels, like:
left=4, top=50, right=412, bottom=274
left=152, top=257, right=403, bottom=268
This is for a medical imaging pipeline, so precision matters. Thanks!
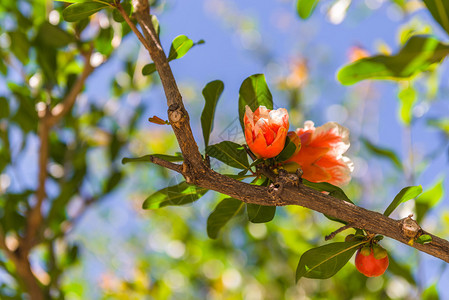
left=325, top=223, right=354, bottom=241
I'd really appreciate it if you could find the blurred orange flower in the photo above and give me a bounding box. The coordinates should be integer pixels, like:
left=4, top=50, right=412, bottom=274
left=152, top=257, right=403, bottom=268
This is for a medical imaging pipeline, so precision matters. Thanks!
left=287, top=121, right=353, bottom=186
left=244, top=105, right=289, bottom=159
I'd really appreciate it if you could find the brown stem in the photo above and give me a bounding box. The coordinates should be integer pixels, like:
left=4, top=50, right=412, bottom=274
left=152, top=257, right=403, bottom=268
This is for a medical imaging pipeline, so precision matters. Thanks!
left=0, top=229, right=44, bottom=300
left=130, top=0, right=449, bottom=263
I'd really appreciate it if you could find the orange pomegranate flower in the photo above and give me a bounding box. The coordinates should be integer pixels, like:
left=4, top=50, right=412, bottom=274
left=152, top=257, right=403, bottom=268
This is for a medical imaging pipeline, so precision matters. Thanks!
left=244, top=105, right=289, bottom=159
left=286, top=121, right=353, bottom=186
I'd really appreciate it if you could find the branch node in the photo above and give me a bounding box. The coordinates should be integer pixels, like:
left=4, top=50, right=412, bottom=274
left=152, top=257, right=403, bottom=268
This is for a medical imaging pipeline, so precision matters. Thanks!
left=277, top=169, right=300, bottom=188
left=132, top=0, right=149, bottom=14
left=399, top=214, right=423, bottom=244
left=168, top=104, right=183, bottom=124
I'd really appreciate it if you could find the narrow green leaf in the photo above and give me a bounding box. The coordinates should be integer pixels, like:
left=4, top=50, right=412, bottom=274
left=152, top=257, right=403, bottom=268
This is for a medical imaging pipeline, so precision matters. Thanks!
left=423, top=0, right=449, bottom=37
left=398, top=84, right=417, bottom=126
left=361, top=137, right=402, bottom=170
left=201, top=80, right=224, bottom=147
left=207, top=198, right=244, bottom=239
left=296, top=0, right=320, bottom=19
left=416, top=178, right=445, bottom=223
left=416, top=234, right=432, bottom=245
left=142, top=182, right=208, bottom=209
left=122, top=153, right=184, bottom=164
left=238, top=74, right=273, bottom=131
left=168, top=35, right=194, bottom=61
left=296, top=241, right=365, bottom=281
left=62, top=2, right=110, bottom=22
left=337, top=35, right=449, bottom=85
left=206, top=141, right=249, bottom=169
left=112, top=1, right=132, bottom=23
left=275, top=137, right=296, bottom=162
left=9, top=31, right=30, bottom=64
left=383, top=185, right=422, bottom=217
left=247, top=203, right=276, bottom=223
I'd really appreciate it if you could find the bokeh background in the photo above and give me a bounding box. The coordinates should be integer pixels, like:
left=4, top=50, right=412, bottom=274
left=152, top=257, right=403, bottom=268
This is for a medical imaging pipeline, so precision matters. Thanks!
left=1, top=0, right=448, bottom=299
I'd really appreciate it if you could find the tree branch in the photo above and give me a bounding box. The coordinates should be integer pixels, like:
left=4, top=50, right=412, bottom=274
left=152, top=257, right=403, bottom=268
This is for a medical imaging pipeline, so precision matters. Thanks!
left=130, top=0, right=449, bottom=264
left=23, top=51, right=95, bottom=253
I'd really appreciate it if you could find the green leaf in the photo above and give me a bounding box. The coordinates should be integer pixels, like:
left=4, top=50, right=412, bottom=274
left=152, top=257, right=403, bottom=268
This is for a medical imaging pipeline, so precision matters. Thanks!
left=423, top=0, right=449, bottom=36
left=142, top=35, right=202, bottom=75
left=142, top=63, right=156, bottom=75
left=142, top=181, right=208, bottom=209
left=238, top=74, right=273, bottom=131
left=303, top=179, right=353, bottom=224
left=247, top=203, right=276, bottom=223
left=62, top=2, right=110, bottom=22
left=422, top=282, right=439, bottom=300
left=206, top=141, right=249, bottom=169
left=296, top=0, right=320, bottom=19
left=416, top=234, right=432, bottom=245
left=167, top=35, right=194, bottom=61
left=122, top=153, right=184, bottom=164
left=104, top=171, right=122, bottom=193
left=416, top=178, right=445, bottom=223
left=112, top=1, right=132, bottom=23
left=337, top=36, right=449, bottom=85
left=275, top=137, right=296, bottom=162
left=296, top=241, right=365, bottom=281
left=383, top=185, right=422, bottom=217
left=0, top=97, right=9, bottom=119
left=9, top=31, right=30, bottom=64
left=207, top=198, right=244, bottom=239
left=302, top=179, right=353, bottom=204
left=398, top=84, right=417, bottom=126
left=201, top=80, right=224, bottom=147
left=361, top=137, right=402, bottom=170
left=35, top=21, right=75, bottom=48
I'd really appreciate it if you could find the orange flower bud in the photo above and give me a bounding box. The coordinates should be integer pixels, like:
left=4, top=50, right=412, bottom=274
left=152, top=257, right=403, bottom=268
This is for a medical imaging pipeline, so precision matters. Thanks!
left=149, top=115, right=168, bottom=125
left=286, top=121, right=353, bottom=186
left=244, top=105, right=289, bottom=159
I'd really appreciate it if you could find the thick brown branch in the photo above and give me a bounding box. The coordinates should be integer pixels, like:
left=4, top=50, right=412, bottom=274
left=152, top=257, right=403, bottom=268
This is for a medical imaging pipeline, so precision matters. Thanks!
left=130, top=0, right=449, bottom=264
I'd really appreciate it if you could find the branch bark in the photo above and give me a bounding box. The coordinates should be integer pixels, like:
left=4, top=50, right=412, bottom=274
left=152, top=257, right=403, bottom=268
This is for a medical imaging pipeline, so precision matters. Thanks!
left=129, top=0, right=449, bottom=263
